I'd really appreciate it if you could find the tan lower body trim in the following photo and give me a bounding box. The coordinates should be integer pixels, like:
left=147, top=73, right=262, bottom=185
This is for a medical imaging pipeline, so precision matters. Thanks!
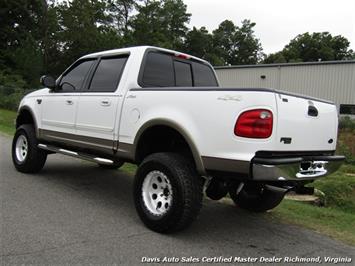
left=39, top=129, right=113, bottom=149
left=38, top=129, right=134, bottom=160
left=201, top=156, right=250, bottom=175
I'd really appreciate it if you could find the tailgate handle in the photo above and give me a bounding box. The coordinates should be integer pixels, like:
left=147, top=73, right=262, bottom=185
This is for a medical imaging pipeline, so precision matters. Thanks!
left=308, top=105, right=318, bottom=117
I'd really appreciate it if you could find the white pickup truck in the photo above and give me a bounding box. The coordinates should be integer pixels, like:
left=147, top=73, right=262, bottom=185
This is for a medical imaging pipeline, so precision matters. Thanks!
left=12, top=46, right=344, bottom=233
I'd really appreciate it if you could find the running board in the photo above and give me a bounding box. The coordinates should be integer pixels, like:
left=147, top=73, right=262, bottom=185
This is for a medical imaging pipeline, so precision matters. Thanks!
left=38, top=144, right=114, bottom=165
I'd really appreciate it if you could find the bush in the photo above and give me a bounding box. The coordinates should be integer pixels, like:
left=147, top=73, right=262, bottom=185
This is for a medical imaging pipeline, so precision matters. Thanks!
left=339, top=116, right=355, bottom=131
left=311, top=165, right=355, bottom=213
left=337, top=127, right=355, bottom=164
left=0, top=70, right=29, bottom=111
left=0, top=88, right=28, bottom=111
left=337, top=141, right=355, bottom=164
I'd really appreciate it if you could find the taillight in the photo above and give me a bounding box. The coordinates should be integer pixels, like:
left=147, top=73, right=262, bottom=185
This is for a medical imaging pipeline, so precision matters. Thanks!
left=234, top=109, right=273, bottom=138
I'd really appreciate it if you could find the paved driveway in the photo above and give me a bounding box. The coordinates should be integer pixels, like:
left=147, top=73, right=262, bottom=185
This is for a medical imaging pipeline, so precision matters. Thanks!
left=1, top=135, right=354, bottom=265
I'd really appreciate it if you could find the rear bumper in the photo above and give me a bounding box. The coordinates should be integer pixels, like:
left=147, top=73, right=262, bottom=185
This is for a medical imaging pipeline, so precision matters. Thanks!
left=252, top=155, right=345, bottom=181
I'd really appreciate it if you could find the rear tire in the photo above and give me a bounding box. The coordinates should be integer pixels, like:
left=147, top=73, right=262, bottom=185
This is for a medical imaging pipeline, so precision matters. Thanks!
left=12, top=124, right=47, bottom=173
left=133, top=153, right=203, bottom=233
left=229, top=182, right=286, bottom=212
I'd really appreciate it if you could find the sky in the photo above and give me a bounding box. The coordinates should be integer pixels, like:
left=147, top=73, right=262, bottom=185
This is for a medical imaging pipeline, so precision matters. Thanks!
left=183, top=0, right=355, bottom=55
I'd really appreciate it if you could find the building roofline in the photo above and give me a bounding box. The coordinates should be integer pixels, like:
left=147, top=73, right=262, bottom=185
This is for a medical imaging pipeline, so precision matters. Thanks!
left=214, top=60, right=355, bottom=69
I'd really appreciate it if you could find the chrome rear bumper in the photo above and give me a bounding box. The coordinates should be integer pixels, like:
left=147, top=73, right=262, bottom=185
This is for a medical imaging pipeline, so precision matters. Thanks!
left=252, top=155, right=345, bottom=181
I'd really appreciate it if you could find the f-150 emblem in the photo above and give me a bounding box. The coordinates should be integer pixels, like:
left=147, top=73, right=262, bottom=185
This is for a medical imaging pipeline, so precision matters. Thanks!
left=280, top=137, right=292, bottom=144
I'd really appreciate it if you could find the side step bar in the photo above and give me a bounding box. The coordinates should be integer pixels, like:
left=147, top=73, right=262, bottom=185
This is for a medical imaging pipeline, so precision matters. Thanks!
left=38, top=144, right=114, bottom=165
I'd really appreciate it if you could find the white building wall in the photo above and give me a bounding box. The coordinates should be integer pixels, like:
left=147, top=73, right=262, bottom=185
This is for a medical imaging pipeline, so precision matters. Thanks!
left=215, top=61, right=355, bottom=107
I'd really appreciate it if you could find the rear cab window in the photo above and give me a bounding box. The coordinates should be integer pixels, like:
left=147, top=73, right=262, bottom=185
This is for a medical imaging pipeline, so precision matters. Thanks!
left=141, top=52, right=174, bottom=87
left=192, top=62, right=217, bottom=86
left=88, top=54, right=129, bottom=92
left=174, top=61, right=193, bottom=87
left=139, top=51, right=218, bottom=88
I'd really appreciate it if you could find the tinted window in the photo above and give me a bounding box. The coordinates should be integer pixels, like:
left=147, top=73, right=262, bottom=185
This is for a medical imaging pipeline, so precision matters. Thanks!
left=340, top=104, right=355, bottom=115
left=192, top=62, right=218, bottom=87
left=174, top=61, right=192, bottom=87
left=142, top=52, right=174, bottom=87
left=60, top=60, right=94, bottom=92
left=89, top=56, right=128, bottom=92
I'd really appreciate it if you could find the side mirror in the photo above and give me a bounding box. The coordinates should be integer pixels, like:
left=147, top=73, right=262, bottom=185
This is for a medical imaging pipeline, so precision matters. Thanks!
left=40, top=75, right=56, bottom=89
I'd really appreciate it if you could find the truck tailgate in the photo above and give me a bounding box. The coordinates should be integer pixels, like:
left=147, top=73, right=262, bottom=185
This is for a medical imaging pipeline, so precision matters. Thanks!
left=274, top=91, right=338, bottom=151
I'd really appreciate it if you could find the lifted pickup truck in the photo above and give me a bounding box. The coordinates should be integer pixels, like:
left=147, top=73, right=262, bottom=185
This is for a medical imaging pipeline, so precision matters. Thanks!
left=12, top=46, right=344, bottom=233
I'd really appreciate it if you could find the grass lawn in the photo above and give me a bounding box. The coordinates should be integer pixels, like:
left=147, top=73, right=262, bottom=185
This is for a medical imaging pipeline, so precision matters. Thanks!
left=1, top=108, right=354, bottom=245
left=269, top=199, right=355, bottom=246
left=275, top=164, right=355, bottom=245
left=120, top=163, right=137, bottom=175
left=0, top=108, right=16, bottom=135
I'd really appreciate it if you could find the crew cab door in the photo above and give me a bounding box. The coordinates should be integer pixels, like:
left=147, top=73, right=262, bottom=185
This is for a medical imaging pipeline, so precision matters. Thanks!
left=75, top=55, right=129, bottom=150
left=41, top=59, right=95, bottom=136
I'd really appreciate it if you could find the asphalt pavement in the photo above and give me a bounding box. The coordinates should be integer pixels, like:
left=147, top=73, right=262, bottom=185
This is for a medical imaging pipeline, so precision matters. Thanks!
left=0, top=134, right=354, bottom=265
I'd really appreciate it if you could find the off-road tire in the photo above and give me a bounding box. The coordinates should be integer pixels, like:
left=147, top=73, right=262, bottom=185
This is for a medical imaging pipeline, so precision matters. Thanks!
left=12, top=124, right=47, bottom=173
left=133, top=152, right=203, bottom=233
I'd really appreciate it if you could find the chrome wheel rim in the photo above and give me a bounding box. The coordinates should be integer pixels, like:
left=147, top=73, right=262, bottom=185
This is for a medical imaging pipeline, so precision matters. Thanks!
left=15, top=134, right=28, bottom=162
left=142, top=170, right=173, bottom=216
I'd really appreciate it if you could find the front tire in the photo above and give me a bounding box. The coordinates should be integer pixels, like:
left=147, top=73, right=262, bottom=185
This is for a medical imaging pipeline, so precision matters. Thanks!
left=133, top=153, right=203, bottom=233
left=12, top=124, right=47, bottom=173
left=229, top=182, right=286, bottom=212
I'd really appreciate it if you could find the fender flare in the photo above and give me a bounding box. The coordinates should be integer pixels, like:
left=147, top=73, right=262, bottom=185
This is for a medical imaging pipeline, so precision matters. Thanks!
left=16, top=106, right=39, bottom=138
left=133, top=118, right=205, bottom=175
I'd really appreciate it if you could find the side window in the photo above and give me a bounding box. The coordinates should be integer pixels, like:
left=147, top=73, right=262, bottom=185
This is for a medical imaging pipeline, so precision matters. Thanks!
left=174, top=61, right=192, bottom=87
left=192, top=62, right=218, bottom=87
left=142, top=52, right=174, bottom=87
left=59, top=60, right=94, bottom=92
left=89, top=56, right=128, bottom=92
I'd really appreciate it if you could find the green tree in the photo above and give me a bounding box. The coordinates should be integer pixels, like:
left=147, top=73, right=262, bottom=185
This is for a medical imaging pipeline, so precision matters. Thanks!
left=183, top=27, right=223, bottom=65
left=263, top=51, right=286, bottom=64
left=106, top=0, right=139, bottom=37
left=212, top=19, right=263, bottom=65
left=0, top=0, right=46, bottom=88
left=233, top=19, right=263, bottom=65
left=56, top=0, right=122, bottom=72
left=212, top=20, right=237, bottom=65
left=130, top=0, right=190, bottom=49
left=40, top=0, right=63, bottom=76
left=264, top=32, right=355, bottom=63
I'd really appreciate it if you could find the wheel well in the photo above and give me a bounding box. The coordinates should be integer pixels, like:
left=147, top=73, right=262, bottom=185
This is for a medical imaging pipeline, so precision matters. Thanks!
left=135, top=125, right=196, bottom=167
left=16, top=109, right=35, bottom=129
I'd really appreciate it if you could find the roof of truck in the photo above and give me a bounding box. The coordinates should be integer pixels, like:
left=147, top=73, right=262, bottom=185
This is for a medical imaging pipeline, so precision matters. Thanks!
left=81, top=45, right=208, bottom=64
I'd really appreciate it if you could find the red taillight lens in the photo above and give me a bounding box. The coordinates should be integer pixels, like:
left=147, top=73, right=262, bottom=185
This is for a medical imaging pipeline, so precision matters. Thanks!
left=234, top=109, right=273, bottom=138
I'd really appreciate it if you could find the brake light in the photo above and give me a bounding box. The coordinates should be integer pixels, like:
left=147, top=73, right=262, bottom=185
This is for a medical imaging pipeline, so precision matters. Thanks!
left=234, top=109, right=273, bottom=138
left=174, top=53, right=190, bottom=60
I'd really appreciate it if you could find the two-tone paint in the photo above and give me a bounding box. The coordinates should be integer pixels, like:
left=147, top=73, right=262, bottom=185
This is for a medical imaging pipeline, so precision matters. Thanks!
left=17, top=46, right=340, bottom=179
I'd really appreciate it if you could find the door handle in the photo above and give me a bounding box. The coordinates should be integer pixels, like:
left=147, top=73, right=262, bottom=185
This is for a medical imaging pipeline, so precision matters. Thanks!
left=100, top=99, right=111, bottom=106
left=66, top=100, right=73, bottom=105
